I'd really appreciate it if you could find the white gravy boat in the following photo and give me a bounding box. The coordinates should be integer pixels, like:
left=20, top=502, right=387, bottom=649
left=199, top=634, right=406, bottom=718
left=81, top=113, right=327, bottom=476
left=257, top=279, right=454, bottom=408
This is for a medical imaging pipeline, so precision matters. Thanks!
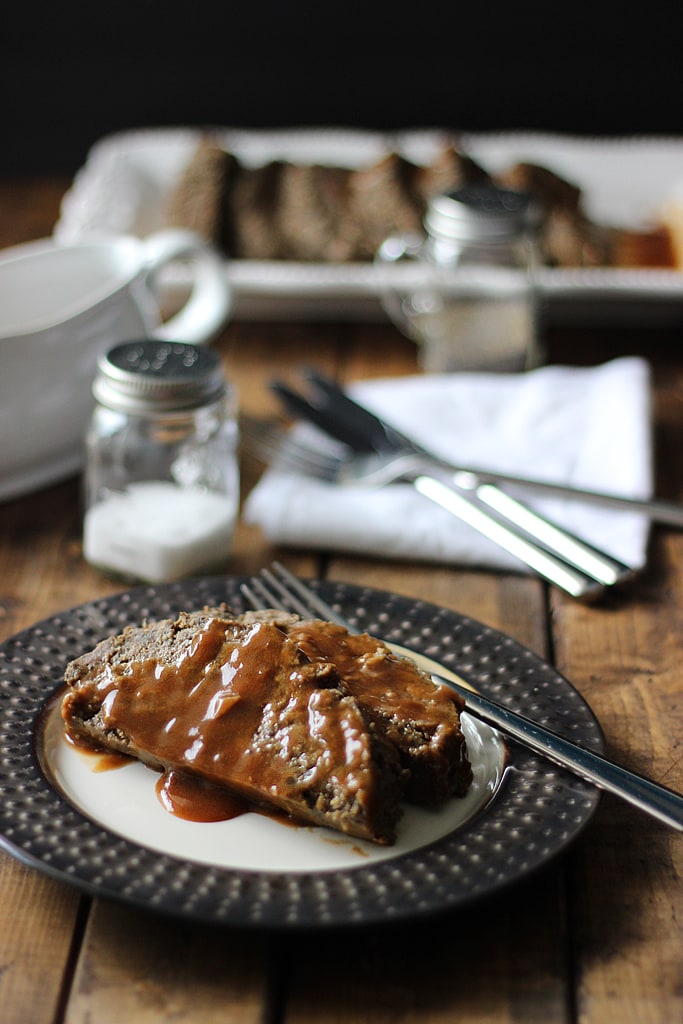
left=0, top=230, right=231, bottom=501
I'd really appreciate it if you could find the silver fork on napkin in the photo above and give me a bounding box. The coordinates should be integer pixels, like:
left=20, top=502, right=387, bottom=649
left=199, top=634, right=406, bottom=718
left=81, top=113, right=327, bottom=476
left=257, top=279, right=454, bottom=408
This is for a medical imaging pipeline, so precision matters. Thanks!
left=277, top=368, right=683, bottom=527
left=241, top=415, right=634, bottom=599
left=240, top=561, right=683, bottom=832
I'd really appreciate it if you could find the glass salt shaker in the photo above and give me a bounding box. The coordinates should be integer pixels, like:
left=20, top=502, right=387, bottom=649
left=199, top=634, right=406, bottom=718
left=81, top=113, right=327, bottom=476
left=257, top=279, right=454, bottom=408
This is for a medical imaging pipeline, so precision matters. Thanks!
left=376, top=185, right=543, bottom=373
left=83, top=339, right=240, bottom=583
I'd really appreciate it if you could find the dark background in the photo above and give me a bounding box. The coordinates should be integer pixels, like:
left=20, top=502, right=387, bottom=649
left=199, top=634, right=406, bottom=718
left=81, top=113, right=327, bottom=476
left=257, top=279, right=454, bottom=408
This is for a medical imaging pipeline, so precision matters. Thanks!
left=3, top=1, right=682, bottom=175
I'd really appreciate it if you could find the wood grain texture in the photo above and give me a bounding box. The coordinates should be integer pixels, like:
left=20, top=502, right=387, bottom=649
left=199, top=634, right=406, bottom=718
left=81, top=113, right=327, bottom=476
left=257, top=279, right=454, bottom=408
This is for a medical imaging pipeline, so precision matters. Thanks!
left=0, top=858, right=84, bottom=1024
left=547, top=341, right=683, bottom=1023
left=283, top=868, right=572, bottom=1023
left=65, top=901, right=269, bottom=1024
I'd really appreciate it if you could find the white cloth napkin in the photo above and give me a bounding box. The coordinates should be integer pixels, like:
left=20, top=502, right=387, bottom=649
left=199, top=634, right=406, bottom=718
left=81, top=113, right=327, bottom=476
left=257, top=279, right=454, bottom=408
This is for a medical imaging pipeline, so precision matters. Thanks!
left=244, top=357, right=653, bottom=572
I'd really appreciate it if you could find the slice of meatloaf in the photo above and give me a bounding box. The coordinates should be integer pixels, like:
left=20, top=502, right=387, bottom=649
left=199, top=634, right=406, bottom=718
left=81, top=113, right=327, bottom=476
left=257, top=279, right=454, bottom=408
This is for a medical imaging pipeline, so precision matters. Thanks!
left=62, top=607, right=403, bottom=844
left=62, top=607, right=472, bottom=844
left=278, top=617, right=472, bottom=804
left=164, top=138, right=239, bottom=247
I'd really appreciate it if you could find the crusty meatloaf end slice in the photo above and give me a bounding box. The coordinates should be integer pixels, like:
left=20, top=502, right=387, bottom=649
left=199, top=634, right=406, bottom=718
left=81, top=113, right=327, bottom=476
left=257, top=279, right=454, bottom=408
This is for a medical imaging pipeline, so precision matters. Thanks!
left=62, top=608, right=404, bottom=845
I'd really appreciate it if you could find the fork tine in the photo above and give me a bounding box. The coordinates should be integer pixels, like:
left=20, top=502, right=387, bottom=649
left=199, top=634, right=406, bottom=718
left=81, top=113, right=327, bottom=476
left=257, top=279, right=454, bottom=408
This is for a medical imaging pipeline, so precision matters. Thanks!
left=241, top=569, right=310, bottom=618
left=240, top=579, right=281, bottom=613
left=269, top=562, right=351, bottom=626
left=241, top=562, right=350, bottom=627
left=240, top=415, right=342, bottom=480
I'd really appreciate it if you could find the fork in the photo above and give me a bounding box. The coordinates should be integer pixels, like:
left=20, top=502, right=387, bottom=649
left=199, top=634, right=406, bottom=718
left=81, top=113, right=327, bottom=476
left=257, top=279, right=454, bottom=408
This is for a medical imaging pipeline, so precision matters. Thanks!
left=240, top=561, right=683, bottom=832
left=241, top=415, right=634, bottom=599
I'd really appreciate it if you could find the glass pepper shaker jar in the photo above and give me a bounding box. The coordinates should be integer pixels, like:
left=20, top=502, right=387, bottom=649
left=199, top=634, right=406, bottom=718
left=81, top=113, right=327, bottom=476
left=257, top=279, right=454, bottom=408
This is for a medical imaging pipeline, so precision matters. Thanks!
left=83, top=339, right=239, bottom=583
left=376, top=185, right=543, bottom=373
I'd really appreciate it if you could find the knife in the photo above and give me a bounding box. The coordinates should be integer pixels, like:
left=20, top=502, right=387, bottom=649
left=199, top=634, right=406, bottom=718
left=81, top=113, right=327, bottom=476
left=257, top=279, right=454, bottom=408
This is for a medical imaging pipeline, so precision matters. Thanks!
left=295, top=368, right=683, bottom=528
left=270, top=375, right=636, bottom=593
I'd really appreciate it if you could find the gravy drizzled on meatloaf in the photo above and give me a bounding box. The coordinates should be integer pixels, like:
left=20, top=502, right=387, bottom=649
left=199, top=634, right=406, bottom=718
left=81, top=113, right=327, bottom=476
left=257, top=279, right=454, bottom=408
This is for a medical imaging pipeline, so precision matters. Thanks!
left=62, top=607, right=472, bottom=845
left=281, top=618, right=472, bottom=805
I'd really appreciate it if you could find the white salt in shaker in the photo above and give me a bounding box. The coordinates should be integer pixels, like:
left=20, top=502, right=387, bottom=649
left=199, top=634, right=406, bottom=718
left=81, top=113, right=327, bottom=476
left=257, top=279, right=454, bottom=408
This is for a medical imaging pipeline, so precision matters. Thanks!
left=83, top=339, right=239, bottom=583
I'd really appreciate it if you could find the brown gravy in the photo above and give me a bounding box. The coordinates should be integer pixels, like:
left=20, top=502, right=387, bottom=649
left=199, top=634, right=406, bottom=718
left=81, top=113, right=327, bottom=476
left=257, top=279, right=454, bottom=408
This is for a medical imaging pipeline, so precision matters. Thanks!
left=287, top=621, right=462, bottom=723
left=63, top=714, right=305, bottom=827
left=155, top=768, right=249, bottom=822
left=64, top=728, right=132, bottom=772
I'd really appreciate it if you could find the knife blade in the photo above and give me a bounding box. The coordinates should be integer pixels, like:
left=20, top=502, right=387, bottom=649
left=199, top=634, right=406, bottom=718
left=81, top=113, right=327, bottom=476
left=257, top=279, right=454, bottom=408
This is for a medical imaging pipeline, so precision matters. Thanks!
left=270, top=381, right=375, bottom=452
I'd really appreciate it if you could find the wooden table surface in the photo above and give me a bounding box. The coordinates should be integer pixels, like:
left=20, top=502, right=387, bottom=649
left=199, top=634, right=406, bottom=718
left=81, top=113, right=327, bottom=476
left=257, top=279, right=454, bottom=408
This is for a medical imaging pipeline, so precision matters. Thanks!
left=0, top=179, right=682, bottom=1024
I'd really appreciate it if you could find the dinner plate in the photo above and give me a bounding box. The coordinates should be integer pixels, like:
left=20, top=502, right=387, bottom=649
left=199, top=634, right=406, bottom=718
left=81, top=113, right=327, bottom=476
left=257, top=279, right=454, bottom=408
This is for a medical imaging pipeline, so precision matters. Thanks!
left=0, top=577, right=604, bottom=928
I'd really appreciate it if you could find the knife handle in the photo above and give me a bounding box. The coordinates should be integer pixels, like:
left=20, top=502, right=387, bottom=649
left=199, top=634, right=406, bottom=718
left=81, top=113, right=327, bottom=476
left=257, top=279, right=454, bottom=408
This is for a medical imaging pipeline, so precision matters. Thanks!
left=451, top=474, right=635, bottom=588
left=413, top=475, right=607, bottom=599
left=448, top=680, right=683, bottom=832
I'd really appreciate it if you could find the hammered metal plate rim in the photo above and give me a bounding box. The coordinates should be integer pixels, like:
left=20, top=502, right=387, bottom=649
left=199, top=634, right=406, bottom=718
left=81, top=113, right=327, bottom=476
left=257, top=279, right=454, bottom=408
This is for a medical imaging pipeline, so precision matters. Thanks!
left=0, top=576, right=603, bottom=929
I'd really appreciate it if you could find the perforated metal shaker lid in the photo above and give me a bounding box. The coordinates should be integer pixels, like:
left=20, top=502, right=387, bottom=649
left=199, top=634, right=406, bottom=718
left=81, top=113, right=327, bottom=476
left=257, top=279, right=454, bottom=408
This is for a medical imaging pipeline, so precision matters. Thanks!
left=425, top=185, right=537, bottom=242
left=93, top=340, right=227, bottom=414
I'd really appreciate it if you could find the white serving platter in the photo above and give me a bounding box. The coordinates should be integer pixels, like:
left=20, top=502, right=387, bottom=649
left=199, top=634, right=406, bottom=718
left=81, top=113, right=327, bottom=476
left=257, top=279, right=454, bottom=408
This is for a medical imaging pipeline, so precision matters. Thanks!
left=54, top=127, right=683, bottom=326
